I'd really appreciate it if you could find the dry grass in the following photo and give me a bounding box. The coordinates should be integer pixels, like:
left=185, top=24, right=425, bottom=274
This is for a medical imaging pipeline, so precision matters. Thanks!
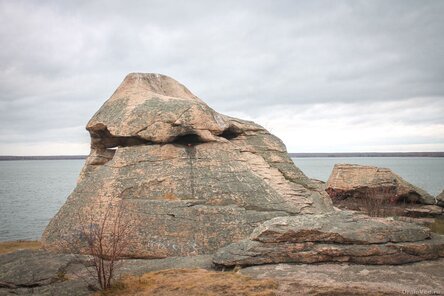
left=429, top=218, right=444, bottom=234
left=98, top=268, right=278, bottom=296
left=0, top=240, right=41, bottom=254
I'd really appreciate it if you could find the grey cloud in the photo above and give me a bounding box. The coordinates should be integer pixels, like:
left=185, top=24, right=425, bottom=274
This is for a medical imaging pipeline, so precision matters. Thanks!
left=0, top=0, right=443, bottom=154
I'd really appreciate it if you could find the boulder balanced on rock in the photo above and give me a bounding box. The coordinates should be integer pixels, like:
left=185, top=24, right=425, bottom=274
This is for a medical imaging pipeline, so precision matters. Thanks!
left=42, top=73, right=332, bottom=258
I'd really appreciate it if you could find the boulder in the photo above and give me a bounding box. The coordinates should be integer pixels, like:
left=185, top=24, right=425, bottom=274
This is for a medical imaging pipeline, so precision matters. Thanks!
left=0, top=250, right=90, bottom=295
left=326, top=164, right=437, bottom=206
left=437, top=190, right=444, bottom=207
left=42, top=73, right=332, bottom=258
left=213, top=211, right=444, bottom=267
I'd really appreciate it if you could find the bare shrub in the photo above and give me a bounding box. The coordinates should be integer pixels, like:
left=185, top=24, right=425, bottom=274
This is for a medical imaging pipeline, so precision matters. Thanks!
left=361, top=195, right=387, bottom=217
left=59, top=199, right=134, bottom=290
left=361, top=186, right=401, bottom=217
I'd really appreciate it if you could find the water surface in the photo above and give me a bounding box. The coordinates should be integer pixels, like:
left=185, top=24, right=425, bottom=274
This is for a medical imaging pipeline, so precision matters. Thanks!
left=0, top=160, right=83, bottom=241
left=0, top=157, right=443, bottom=242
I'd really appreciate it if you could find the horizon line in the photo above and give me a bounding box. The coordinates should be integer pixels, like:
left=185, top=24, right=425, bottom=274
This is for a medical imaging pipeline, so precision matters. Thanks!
left=1, top=151, right=444, bottom=160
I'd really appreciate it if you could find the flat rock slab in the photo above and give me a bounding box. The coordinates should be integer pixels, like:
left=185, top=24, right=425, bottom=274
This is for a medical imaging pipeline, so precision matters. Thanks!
left=0, top=250, right=90, bottom=296
left=213, top=211, right=444, bottom=266
left=0, top=249, right=213, bottom=296
left=251, top=211, right=431, bottom=244
left=240, top=259, right=444, bottom=295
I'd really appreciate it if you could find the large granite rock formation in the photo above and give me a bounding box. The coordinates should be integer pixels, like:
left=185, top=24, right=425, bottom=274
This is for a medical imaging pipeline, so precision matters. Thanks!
left=42, top=73, right=332, bottom=258
left=326, top=164, right=437, bottom=205
left=213, top=211, right=444, bottom=267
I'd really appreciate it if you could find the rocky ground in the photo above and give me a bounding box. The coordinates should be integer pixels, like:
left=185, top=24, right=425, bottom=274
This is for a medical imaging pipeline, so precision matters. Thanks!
left=1, top=248, right=443, bottom=295
left=0, top=249, right=213, bottom=295
left=241, top=260, right=444, bottom=295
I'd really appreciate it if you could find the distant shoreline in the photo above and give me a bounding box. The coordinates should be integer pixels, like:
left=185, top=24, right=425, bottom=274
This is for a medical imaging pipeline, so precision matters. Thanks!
left=1, top=152, right=444, bottom=161
left=288, top=152, right=444, bottom=158
left=0, top=155, right=87, bottom=161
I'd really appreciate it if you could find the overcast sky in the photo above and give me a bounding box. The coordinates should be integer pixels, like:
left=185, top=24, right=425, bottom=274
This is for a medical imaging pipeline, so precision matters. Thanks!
left=1, top=0, right=443, bottom=155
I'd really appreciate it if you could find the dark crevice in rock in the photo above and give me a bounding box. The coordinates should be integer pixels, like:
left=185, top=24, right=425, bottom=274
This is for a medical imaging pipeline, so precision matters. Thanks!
left=171, top=133, right=203, bottom=146
left=89, top=126, right=153, bottom=149
left=220, top=127, right=242, bottom=140
left=398, top=192, right=422, bottom=204
left=243, top=205, right=296, bottom=216
left=185, top=145, right=197, bottom=199
left=0, top=278, right=53, bottom=289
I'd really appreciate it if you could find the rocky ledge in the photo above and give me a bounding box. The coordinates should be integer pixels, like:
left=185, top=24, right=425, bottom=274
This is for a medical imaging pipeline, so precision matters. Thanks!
left=213, top=211, right=444, bottom=267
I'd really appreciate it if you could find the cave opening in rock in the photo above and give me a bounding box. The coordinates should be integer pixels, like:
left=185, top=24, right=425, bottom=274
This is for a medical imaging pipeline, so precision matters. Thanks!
left=220, top=128, right=241, bottom=140
left=90, top=127, right=152, bottom=149
left=172, top=133, right=203, bottom=146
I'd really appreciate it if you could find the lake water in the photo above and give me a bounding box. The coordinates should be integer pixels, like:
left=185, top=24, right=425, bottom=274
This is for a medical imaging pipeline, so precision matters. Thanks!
left=0, top=157, right=443, bottom=242
left=0, top=160, right=84, bottom=242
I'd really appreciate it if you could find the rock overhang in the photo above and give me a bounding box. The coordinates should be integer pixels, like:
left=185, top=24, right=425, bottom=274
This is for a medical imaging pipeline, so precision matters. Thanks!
left=86, top=73, right=248, bottom=148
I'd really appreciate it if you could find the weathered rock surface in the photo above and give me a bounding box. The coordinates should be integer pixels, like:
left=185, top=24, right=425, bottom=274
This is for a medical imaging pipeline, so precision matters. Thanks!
left=437, top=189, right=444, bottom=207
left=0, top=250, right=90, bottom=296
left=42, top=73, right=332, bottom=258
left=213, top=211, right=444, bottom=266
left=404, top=205, right=443, bottom=217
left=0, top=249, right=213, bottom=296
left=326, top=164, right=436, bottom=205
left=2, top=249, right=444, bottom=296
left=241, top=260, right=444, bottom=295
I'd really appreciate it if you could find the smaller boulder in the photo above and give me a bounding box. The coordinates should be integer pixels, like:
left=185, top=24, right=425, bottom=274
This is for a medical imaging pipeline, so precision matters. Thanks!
left=326, top=164, right=436, bottom=206
left=437, top=190, right=444, bottom=207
